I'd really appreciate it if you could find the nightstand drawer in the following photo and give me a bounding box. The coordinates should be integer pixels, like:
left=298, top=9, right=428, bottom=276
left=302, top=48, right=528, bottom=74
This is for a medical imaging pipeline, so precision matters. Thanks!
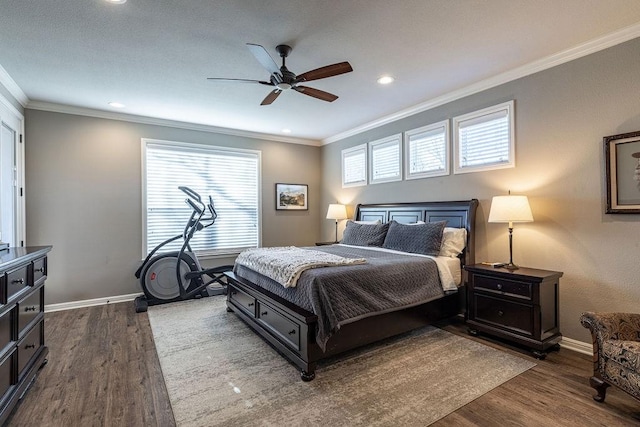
left=473, top=294, right=533, bottom=337
left=474, top=274, right=532, bottom=300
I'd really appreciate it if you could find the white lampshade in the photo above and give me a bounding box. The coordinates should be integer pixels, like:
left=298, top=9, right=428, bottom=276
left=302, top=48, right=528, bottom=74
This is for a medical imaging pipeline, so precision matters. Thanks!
left=326, top=204, right=348, bottom=220
left=488, top=195, right=533, bottom=224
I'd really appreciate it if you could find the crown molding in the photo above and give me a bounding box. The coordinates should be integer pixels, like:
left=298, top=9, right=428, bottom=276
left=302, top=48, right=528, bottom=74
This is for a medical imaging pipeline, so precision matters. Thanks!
left=26, top=101, right=322, bottom=147
left=322, top=22, right=640, bottom=145
left=0, top=64, right=28, bottom=107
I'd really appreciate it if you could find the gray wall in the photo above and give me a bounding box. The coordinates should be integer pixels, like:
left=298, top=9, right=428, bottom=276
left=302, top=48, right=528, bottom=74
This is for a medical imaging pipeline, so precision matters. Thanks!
left=24, top=110, right=321, bottom=305
left=320, top=37, right=640, bottom=344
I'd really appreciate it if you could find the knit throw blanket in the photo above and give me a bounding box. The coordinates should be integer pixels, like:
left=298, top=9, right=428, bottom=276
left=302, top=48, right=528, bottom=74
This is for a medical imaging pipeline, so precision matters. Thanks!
left=235, top=246, right=366, bottom=288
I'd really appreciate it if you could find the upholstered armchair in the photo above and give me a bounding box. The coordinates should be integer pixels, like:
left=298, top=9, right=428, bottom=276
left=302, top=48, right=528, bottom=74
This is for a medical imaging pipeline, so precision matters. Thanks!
left=580, top=312, right=640, bottom=402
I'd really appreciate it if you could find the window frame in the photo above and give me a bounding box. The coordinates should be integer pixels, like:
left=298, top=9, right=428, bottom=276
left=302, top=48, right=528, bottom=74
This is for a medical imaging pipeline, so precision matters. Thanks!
left=368, top=133, right=403, bottom=185
left=141, top=138, right=262, bottom=259
left=403, top=120, right=450, bottom=180
left=453, top=100, right=515, bottom=174
left=341, top=143, right=368, bottom=188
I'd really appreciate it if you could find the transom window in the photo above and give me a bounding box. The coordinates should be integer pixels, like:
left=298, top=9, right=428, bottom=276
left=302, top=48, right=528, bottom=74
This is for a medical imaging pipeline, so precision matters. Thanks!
left=404, top=120, right=450, bottom=179
left=369, top=133, right=402, bottom=184
left=453, top=100, right=515, bottom=174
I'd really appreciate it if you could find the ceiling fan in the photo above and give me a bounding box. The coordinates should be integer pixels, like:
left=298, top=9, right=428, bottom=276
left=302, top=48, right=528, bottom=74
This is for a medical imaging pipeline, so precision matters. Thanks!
left=207, top=43, right=353, bottom=105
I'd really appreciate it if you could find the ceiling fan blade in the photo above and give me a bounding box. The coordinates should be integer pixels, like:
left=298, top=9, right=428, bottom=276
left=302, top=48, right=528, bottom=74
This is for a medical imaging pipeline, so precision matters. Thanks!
left=246, top=43, right=280, bottom=75
left=296, top=62, right=353, bottom=83
left=293, top=86, right=338, bottom=102
left=206, top=78, right=273, bottom=86
left=261, top=89, right=282, bottom=105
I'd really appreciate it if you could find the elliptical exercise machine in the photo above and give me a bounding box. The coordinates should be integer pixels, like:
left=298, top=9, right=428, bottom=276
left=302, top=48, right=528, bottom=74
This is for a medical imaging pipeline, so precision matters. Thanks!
left=134, top=186, right=231, bottom=313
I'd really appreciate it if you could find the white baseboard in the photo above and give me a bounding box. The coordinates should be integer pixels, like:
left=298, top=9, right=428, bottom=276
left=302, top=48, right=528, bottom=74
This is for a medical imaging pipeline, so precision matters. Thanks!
left=44, top=293, right=142, bottom=313
left=559, top=336, right=592, bottom=355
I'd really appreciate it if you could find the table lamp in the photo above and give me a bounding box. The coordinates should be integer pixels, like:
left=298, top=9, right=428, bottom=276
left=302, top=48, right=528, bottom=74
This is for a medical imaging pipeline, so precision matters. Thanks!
left=326, top=204, right=348, bottom=243
left=488, top=193, right=533, bottom=270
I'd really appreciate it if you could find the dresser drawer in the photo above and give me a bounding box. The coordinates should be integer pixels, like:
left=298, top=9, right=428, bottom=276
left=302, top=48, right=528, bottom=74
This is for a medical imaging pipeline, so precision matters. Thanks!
left=32, top=257, right=47, bottom=286
left=6, top=265, right=30, bottom=303
left=0, top=349, right=15, bottom=404
left=0, top=308, right=13, bottom=355
left=257, top=301, right=300, bottom=351
left=473, top=294, right=533, bottom=337
left=17, top=288, right=43, bottom=339
left=474, top=274, right=532, bottom=300
left=229, top=285, right=256, bottom=317
left=17, top=320, right=43, bottom=380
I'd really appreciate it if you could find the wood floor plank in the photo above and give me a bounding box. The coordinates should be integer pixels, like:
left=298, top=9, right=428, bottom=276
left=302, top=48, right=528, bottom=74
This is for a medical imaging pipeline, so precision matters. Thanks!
left=4, top=303, right=640, bottom=426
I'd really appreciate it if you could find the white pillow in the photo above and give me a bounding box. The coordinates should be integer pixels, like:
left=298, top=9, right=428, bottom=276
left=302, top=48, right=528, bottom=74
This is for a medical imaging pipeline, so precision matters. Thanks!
left=439, top=227, right=467, bottom=257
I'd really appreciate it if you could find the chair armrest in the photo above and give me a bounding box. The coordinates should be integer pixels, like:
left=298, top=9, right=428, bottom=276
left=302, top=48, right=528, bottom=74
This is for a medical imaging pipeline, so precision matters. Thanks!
left=580, top=312, right=640, bottom=342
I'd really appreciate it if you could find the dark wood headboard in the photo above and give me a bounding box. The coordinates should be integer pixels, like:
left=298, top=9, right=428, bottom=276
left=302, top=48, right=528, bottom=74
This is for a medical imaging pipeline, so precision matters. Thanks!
left=354, top=199, right=479, bottom=269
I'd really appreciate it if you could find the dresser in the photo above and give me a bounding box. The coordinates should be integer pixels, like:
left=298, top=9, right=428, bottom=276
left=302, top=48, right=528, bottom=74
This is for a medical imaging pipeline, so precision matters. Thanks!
left=0, top=246, right=51, bottom=425
left=464, top=264, right=563, bottom=359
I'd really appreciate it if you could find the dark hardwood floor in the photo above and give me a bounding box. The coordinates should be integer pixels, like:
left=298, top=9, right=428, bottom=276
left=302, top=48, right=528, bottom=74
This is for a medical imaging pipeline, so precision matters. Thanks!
left=5, top=302, right=640, bottom=426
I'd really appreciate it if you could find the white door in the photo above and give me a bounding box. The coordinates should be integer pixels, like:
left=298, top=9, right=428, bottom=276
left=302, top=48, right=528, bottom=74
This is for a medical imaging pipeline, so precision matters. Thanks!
left=0, top=98, right=23, bottom=248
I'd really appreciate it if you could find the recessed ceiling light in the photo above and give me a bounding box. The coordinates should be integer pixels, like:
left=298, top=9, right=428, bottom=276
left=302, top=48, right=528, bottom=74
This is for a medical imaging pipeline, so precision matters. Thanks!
left=108, top=102, right=125, bottom=108
left=377, top=75, right=395, bottom=85
left=105, top=0, right=127, bottom=4
left=282, top=128, right=292, bottom=134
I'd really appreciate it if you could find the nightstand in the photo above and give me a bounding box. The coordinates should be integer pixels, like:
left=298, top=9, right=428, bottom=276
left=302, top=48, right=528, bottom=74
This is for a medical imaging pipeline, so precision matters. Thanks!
left=315, top=241, right=337, bottom=246
left=464, top=264, right=563, bottom=359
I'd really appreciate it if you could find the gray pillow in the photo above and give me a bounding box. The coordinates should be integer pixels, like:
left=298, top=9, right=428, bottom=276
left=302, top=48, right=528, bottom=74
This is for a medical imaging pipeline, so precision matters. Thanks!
left=382, top=220, right=447, bottom=256
left=341, top=221, right=389, bottom=247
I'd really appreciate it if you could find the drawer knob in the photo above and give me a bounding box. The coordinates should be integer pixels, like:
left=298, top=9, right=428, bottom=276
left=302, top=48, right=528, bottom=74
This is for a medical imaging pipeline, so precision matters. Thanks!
left=24, top=344, right=35, bottom=350
left=35, top=268, right=44, bottom=273
left=498, top=310, right=504, bottom=317
left=496, top=283, right=503, bottom=290
left=24, top=306, right=37, bottom=312
left=261, top=311, right=268, bottom=316
left=11, top=278, right=24, bottom=285
left=288, top=329, right=296, bottom=335
left=248, top=302, right=254, bottom=307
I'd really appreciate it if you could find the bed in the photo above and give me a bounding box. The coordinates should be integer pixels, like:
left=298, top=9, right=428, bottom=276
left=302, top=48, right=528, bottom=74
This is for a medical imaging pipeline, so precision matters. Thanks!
left=224, top=199, right=478, bottom=381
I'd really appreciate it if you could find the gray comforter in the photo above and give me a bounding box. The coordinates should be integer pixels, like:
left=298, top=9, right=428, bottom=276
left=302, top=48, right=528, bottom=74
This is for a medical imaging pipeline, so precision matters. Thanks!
left=233, top=245, right=447, bottom=350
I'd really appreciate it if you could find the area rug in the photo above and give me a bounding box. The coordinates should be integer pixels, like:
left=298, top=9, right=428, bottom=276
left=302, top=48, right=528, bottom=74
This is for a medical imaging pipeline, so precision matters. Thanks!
left=148, top=297, right=535, bottom=427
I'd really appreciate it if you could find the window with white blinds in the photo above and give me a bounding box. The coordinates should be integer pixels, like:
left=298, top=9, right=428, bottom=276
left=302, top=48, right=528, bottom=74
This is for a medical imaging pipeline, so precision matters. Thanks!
left=142, top=139, right=261, bottom=257
left=404, top=120, right=450, bottom=180
left=369, top=134, right=402, bottom=184
left=453, top=100, right=515, bottom=174
left=342, top=143, right=367, bottom=187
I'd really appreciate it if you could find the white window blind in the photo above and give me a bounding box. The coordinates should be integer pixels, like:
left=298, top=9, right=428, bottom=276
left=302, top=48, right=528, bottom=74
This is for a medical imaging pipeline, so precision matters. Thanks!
left=369, top=134, right=402, bottom=184
left=342, top=143, right=367, bottom=187
left=453, top=100, right=515, bottom=174
left=404, top=120, right=450, bottom=180
left=142, top=139, right=260, bottom=257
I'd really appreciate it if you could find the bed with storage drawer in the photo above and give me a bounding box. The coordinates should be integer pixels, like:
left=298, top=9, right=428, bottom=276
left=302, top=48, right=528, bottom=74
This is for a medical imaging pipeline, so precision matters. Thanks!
left=225, top=200, right=477, bottom=381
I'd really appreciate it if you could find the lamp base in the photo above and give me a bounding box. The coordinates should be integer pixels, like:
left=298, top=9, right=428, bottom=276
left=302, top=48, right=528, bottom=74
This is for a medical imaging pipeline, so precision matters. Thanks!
left=503, top=262, right=519, bottom=270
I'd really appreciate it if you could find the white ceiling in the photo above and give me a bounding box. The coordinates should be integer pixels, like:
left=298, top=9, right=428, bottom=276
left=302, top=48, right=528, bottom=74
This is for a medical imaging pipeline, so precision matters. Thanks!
left=2, top=1, right=640, bottom=144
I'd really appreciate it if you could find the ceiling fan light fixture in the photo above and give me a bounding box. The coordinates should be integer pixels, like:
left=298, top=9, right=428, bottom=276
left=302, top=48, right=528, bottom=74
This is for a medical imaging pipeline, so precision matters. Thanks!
left=276, top=82, right=292, bottom=90
left=377, top=75, right=395, bottom=85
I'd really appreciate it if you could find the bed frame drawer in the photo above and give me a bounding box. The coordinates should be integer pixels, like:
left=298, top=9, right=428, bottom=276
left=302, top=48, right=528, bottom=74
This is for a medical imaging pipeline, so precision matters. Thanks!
left=257, top=301, right=301, bottom=351
left=228, top=285, right=256, bottom=317
left=473, top=274, right=532, bottom=300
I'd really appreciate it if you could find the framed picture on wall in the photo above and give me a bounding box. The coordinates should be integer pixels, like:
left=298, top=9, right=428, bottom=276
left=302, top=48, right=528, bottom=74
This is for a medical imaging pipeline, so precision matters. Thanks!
left=605, top=130, right=640, bottom=213
left=275, top=183, right=308, bottom=210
